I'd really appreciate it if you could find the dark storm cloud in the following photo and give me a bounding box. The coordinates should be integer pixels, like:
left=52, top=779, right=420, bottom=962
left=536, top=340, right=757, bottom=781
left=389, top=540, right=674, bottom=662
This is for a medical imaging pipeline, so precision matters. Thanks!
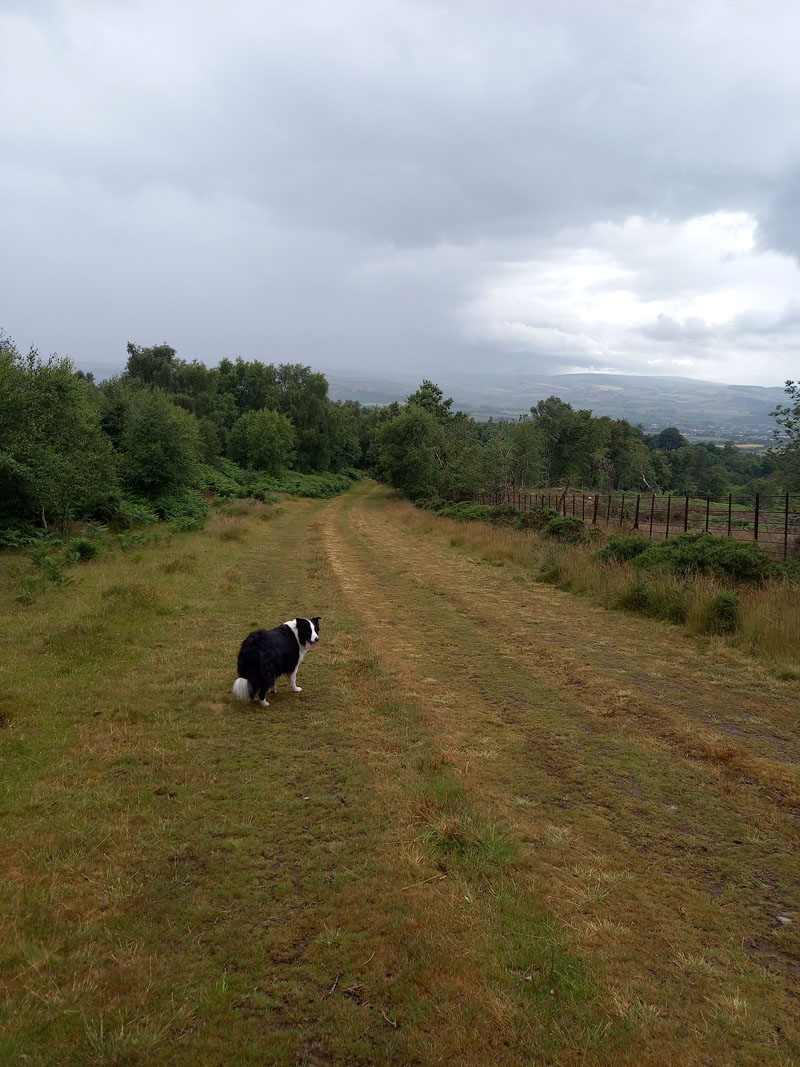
left=2, top=0, right=800, bottom=384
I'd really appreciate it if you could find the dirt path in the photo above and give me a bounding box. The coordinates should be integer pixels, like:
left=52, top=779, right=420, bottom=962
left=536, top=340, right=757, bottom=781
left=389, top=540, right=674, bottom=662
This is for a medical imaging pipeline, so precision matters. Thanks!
left=319, top=481, right=800, bottom=1066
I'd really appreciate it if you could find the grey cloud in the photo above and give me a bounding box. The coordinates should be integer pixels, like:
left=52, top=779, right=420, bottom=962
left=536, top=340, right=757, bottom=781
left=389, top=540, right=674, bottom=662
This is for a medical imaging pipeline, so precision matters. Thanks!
left=2, top=0, right=800, bottom=383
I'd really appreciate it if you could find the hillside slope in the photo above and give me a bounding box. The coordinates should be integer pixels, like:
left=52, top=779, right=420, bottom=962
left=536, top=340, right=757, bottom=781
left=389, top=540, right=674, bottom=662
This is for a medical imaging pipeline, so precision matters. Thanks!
left=1, top=484, right=798, bottom=1066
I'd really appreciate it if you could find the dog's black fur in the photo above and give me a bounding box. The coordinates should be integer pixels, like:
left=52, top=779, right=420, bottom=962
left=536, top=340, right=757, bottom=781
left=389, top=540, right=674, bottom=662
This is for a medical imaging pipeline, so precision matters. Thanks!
left=233, top=617, right=320, bottom=706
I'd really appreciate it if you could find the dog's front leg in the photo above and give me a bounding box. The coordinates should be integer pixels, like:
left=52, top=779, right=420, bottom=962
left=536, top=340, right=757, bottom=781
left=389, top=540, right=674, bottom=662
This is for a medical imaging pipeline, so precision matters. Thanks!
left=289, top=669, right=302, bottom=692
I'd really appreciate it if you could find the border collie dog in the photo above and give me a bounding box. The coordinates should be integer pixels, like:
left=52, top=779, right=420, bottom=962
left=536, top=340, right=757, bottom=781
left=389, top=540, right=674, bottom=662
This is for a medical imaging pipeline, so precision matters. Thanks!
left=232, top=617, right=320, bottom=707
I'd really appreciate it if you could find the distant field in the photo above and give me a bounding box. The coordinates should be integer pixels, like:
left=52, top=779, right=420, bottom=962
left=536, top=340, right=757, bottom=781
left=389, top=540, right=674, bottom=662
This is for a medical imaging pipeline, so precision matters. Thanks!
left=1, top=485, right=798, bottom=1065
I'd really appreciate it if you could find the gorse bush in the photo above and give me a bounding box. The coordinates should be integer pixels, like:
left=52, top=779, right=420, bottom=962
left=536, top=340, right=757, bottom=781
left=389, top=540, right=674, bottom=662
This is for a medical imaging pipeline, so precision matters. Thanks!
left=541, top=515, right=587, bottom=544
left=633, top=532, right=774, bottom=585
left=596, top=535, right=651, bottom=564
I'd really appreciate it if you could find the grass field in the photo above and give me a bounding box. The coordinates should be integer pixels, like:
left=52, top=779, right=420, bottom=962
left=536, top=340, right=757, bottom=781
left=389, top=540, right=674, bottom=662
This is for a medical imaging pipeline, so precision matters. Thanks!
left=1, top=483, right=799, bottom=1065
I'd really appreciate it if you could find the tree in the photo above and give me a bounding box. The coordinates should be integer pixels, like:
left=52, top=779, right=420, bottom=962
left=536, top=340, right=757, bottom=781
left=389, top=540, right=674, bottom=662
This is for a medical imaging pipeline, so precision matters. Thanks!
left=120, top=388, right=202, bottom=497
left=125, top=342, right=178, bottom=389
left=227, top=409, right=296, bottom=474
left=375, top=405, right=444, bottom=499
left=328, top=402, right=362, bottom=471
left=652, top=427, right=687, bottom=452
left=771, top=380, right=800, bottom=490
left=0, top=341, right=116, bottom=529
left=529, top=397, right=593, bottom=486
left=405, top=380, right=454, bottom=421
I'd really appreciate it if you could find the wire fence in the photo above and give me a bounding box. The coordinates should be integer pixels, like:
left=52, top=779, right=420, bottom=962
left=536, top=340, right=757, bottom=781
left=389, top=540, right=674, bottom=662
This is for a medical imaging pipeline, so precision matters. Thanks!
left=465, top=489, right=800, bottom=559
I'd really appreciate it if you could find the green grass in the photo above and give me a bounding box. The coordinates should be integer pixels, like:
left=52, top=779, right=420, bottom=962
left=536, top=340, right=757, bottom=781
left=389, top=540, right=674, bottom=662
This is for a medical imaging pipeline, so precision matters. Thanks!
left=0, top=496, right=625, bottom=1066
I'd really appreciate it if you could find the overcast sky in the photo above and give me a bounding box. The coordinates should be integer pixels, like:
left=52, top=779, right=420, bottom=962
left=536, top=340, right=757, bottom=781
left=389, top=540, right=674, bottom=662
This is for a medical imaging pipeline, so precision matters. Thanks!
left=2, top=0, right=800, bottom=386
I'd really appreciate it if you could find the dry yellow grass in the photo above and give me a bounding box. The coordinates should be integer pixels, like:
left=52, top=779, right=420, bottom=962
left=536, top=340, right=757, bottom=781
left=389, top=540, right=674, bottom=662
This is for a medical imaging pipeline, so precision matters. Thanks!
left=391, top=497, right=800, bottom=668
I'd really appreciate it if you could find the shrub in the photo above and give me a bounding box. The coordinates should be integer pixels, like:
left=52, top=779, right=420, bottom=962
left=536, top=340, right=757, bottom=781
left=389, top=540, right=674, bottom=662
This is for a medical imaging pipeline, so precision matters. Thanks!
left=248, top=470, right=357, bottom=500
left=634, top=533, right=774, bottom=585
left=170, top=514, right=207, bottom=532
left=487, top=503, right=525, bottom=526
left=699, top=591, right=740, bottom=634
left=517, top=506, right=559, bottom=531
left=151, top=491, right=209, bottom=525
left=111, top=497, right=160, bottom=529
left=437, top=502, right=496, bottom=523
left=197, top=462, right=248, bottom=499
left=0, top=524, right=39, bottom=549
left=541, top=515, right=587, bottom=544
left=596, top=535, right=651, bottom=564
left=117, top=532, right=146, bottom=552
left=66, top=536, right=100, bottom=562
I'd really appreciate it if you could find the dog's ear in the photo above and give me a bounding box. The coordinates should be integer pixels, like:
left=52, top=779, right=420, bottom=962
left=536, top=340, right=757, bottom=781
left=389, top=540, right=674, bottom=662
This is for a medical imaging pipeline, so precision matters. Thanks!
left=296, top=617, right=312, bottom=645
left=311, top=616, right=321, bottom=627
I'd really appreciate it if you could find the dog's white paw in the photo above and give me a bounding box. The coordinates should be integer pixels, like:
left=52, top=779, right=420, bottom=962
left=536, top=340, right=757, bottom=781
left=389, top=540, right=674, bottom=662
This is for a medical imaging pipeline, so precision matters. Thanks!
left=259, top=698, right=270, bottom=707
left=291, top=685, right=303, bottom=692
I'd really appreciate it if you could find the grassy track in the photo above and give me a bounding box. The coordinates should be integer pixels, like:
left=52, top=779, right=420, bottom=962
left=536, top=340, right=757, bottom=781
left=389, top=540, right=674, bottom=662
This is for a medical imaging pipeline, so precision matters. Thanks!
left=1, top=485, right=798, bottom=1065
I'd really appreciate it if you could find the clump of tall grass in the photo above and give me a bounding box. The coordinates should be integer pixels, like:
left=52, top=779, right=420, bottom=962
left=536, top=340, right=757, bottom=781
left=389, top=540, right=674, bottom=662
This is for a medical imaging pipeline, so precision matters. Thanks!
left=738, top=582, right=800, bottom=665
left=215, top=517, right=248, bottom=542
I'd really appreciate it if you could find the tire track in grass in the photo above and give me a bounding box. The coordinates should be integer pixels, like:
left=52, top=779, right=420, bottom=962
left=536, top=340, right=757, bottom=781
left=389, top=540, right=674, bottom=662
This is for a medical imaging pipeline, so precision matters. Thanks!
left=0, top=499, right=621, bottom=1066
left=0, top=500, right=442, bottom=1066
left=320, top=482, right=800, bottom=1067
left=357, top=489, right=800, bottom=796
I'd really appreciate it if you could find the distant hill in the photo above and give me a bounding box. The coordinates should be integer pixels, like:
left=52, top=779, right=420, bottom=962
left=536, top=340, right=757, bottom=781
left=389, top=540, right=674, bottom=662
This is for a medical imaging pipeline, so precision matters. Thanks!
left=325, top=370, right=785, bottom=442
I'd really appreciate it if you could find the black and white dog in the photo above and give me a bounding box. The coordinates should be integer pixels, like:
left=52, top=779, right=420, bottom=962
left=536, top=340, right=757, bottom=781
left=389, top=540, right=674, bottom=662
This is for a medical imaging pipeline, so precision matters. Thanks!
left=232, top=617, right=321, bottom=707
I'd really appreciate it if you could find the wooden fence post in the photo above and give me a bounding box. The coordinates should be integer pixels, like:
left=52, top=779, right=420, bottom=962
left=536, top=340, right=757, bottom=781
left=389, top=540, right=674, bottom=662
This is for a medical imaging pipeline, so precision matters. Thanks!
left=606, top=494, right=612, bottom=523
left=684, top=494, right=690, bottom=532
left=649, top=494, right=655, bottom=539
left=592, top=494, right=600, bottom=525
left=754, top=493, right=760, bottom=542
left=705, top=495, right=710, bottom=533
left=784, top=493, right=790, bottom=560
left=633, top=494, right=640, bottom=529
left=665, top=495, right=672, bottom=540
left=727, top=494, right=732, bottom=537
left=619, top=493, right=626, bottom=526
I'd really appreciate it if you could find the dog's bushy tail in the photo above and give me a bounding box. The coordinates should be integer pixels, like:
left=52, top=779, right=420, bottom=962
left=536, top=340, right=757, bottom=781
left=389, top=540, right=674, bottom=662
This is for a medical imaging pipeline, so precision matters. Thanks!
left=232, top=677, right=252, bottom=702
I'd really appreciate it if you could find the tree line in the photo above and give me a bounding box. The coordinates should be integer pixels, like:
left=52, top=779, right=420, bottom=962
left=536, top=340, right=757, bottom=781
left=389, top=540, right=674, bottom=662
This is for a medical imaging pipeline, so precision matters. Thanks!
left=370, top=380, right=786, bottom=504
left=0, top=336, right=371, bottom=534
left=1, top=331, right=794, bottom=537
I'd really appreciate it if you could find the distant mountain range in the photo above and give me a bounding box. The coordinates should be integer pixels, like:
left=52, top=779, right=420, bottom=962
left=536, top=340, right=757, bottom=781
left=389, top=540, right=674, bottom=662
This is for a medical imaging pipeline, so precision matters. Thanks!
left=325, top=370, right=786, bottom=442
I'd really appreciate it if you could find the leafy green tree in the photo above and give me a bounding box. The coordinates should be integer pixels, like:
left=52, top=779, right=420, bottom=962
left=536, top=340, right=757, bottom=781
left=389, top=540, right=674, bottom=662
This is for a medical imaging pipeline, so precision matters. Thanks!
left=120, top=388, right=202, bottom=497
left=0, top=340, right=115, bottom=529
left=509, top=418, right=544, bottom=489
left=227, top=409, right=296, bottom=474
left=328, top=402, right=362, bottom=471
left=652, top=427, right=688, bottom=451
left=530, top=396, right=593, bottom=486
left=272, top=364, right=333, bottom=472
left=705, top=465, right=729, bottom=499
left=375, top=405, right=444, bottom=499
left=771, top=380, right=800, bottom=489
left=125, top=342, right=178, bottom=389
left=405, top=380, right=454, bottom=421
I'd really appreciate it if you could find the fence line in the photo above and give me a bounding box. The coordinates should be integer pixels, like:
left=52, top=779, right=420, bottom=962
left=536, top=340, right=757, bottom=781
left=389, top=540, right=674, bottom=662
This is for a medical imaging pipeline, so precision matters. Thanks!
left=461, top=489, right=799, bottom=559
